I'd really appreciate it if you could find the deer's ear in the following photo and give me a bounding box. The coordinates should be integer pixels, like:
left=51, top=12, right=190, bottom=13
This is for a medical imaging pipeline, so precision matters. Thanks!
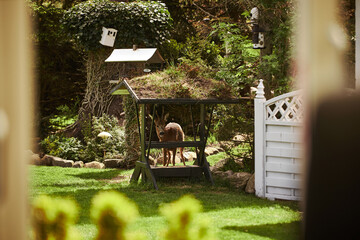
left=164, top=112, right=169, bottom=121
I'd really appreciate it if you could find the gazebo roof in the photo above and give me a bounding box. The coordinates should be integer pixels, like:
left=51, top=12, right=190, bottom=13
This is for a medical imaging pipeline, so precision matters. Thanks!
left=110, top=72, right=249, bottom=104
left=105, top=48, right=164, bottom=63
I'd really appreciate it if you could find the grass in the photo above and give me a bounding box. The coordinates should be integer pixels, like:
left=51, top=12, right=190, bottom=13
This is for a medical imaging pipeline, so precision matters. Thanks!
left=29, top=166, right=301, bottom=240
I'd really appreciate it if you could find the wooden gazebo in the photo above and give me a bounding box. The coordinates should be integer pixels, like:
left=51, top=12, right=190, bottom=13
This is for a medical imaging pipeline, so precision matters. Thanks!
left=110, top=73, right=249, bottom=189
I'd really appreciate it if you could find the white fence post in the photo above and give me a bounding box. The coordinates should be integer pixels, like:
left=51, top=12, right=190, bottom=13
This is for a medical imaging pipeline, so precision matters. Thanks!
left=255, top=79, right=266, bottom=198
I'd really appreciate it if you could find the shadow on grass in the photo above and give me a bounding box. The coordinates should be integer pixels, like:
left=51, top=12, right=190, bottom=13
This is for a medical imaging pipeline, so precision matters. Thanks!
left=67, top=169, right=125, bottom=180
left=222, top=221, right=301, bottom=240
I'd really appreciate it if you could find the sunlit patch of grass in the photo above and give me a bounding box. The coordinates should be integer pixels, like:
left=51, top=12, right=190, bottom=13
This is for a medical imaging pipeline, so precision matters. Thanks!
left=30, top=166, right=301, bottom=240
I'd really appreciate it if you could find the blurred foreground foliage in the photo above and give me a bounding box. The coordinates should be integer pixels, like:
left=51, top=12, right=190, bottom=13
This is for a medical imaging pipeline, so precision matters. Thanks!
left=31, top=192, right=215, bottom=240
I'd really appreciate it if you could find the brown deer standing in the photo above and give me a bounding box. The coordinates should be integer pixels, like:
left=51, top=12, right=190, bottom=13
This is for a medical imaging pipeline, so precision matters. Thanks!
left=151, top=111, right=186, bottom=166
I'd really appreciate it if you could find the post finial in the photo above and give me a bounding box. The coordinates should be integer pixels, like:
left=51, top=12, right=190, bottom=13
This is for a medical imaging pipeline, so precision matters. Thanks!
left=256, top=79, right=265, bottom=99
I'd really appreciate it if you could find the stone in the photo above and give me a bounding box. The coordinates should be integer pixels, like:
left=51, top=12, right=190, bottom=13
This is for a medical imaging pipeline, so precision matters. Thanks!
left=230, top=172, right=252, bottom=190
left=30, top=154, right=41, bottom=165
left=184, top=151, right=197, bottom=161
left=104, top=159, right=120, bottom=168
left=213, top=170, right=227, bottom=178
left=85, top=161, right=105, bottom=169
left=41, top=155, right=55, bottom=166
left=205, top=147, right=219, bottom=156
left=245, top=174, right=255, bottom=194
left=52, top=157, right=74, bottom=167
left=118, top=160, right=128, bottom=169
left=213, top=158, right=244, bottom=171
left=213, top=159, right=227, bottom=170
left=224, top=170, right=234, bottom=178
left=155, top=156, right=164, bottom=165
left=26, top=149, right=35, bottom=156
left=147, top=156, right=155, bottom=166
left=73, top=161, right=84, bottom=168
left=233, top=134, right=247, bottom=142
left=233, top=158, right=245, bottom=169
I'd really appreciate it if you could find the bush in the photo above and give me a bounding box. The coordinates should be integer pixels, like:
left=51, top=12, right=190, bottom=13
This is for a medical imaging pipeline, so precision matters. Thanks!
left=31, top=195, right=80, bottom=240
left=62, top=0, right=172, bottom=51
left=90, top=191, right=144, bottom=240
left=40, top=135, right=84, bottom=161
left=41, top=114, right=125, bottom=162
left=31, top=193, right=215, bottom=240
left=159, top=195, right=216, bottom=240
left=81, top=114, right=125, bottom=162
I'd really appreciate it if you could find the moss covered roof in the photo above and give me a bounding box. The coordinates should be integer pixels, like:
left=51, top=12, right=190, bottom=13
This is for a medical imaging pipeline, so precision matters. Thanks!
left=111, top=69, right=248, bottom=104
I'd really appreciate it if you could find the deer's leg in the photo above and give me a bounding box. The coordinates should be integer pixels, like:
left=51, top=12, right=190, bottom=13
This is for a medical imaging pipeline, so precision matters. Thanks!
left=172, top=148, right=176, bottom=166
left=180, top=147, right=186, bottom=166
left=166, top=150, right=171, bottom=167
left=163, top=148, right=167, bottom=166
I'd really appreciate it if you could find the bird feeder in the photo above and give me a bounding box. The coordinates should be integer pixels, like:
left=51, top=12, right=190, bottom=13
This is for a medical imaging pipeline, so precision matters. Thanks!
left=249, top=7, right=266, bottom=49
left=100, top=27, right=118, bottom=47
left=97, top=131, right=112, bottom=159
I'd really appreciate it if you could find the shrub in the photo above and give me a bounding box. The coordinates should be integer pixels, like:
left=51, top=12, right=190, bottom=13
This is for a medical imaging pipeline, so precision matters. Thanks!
left=31, top=193, right=215, bottom=240
left=31, top=195, right=80, bottom=240
left=40, top=135, right=84, bottom=161
left=81, top=114, right=125, bottom=162
left=159, top=195, right=216, bottom=240
left=91, top=191, right=144, bottom=240
left=62, top=0, right=172, bottom=51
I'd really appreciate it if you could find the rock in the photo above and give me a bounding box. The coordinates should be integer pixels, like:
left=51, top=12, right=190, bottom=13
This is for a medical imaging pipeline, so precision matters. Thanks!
left=30, top=154, right=41, bottom=165
left=213, top=158, right=244, bottom=171
left=184, top=151, right=197, bottom=161
left=224, top=170, right=234, bottom=178
left=26, top=149, right=35, bottom=156
left=213, top=170, right=227, bottom=178
left=118, top=159, right=128, bottom=169
left=245, top=174, right=255, bottom=194
left=155, top=156, right=164, bottom=165
left=205, top=147, right=219, bottom=156
left=104, top=159, right=120, bottom=168
left=233, top=134, right=247, bottom=142
left=213, top=159, right=227, bottom=170
left=41, top=155, right=55, bottom=166
left=233, top=158, right=245, bottom=169
left=85, top=161, right=105, bottom=169
left=230, top=172, right=252, bottom=190
left=146, top=156, right=155, bottom=165
left=73, top=161, right=84, bottom=168
left=52, top=157, right=74, bottom=167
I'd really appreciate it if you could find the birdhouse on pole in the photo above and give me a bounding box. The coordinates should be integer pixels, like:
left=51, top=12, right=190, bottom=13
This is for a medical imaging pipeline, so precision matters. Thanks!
left=249, top=7, right=265, bottom=49
left=100, top=27, right=118, bottom=47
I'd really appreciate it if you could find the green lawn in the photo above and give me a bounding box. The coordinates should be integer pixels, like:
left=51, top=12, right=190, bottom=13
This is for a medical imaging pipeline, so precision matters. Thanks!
left=29, top=166, right=301, bottom=240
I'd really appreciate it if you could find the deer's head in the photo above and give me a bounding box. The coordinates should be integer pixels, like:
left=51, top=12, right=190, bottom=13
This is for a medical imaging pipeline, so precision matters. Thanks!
left=150, top=111, right=169, bottom=141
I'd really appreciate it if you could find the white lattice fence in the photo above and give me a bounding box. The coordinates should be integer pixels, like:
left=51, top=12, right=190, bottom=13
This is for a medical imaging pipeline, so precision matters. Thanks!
left=255, top=80, right=303, bottom=201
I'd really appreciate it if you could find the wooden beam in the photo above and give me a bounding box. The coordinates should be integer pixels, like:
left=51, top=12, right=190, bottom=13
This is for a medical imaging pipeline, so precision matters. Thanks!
left=145, top=141, right=204, bottom=149
left=356, top=0, right=360, bottom=88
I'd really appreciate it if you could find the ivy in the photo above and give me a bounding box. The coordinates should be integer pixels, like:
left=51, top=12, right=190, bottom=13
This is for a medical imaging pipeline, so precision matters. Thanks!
left=211, top=22, right=259, bottom=95
left=62, top=0, right=173, bottom=51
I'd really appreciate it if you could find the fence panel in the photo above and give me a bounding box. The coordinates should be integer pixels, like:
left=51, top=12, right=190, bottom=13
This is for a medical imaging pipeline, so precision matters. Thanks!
left=255, top=80, right=303, bottom=201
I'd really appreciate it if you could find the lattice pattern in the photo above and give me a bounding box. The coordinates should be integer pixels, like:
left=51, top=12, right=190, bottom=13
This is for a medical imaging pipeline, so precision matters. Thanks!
left=266, top=95, right=303, bottom=122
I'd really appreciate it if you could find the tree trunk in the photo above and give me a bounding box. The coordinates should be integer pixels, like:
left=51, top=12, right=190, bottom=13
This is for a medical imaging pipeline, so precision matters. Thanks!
left=63, top=49, right=123, bottom=138
left=123, top=95, right=140, bottom=168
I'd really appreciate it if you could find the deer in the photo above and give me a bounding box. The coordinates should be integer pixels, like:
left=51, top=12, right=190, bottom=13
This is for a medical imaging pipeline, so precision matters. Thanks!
left=150, top=111, right=186, bottom=167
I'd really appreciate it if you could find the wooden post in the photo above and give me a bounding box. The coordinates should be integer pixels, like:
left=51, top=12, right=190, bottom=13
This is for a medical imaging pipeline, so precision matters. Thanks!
left=140, top=104, right=146, bottom=163
left=356, top=0, right=360, bottom=89
left=198, top=104, right=205, bottom=166
left=130, top=103, right=158, bottom=189
left=0, top=0, right=33, bottom=239
left=254, top=80, right=266, bottom=198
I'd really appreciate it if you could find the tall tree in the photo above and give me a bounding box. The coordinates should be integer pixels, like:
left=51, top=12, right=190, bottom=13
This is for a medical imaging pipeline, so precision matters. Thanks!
left=62, top=0, right=172, bottom=166
left=62, top=0, right=172, bottom=135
